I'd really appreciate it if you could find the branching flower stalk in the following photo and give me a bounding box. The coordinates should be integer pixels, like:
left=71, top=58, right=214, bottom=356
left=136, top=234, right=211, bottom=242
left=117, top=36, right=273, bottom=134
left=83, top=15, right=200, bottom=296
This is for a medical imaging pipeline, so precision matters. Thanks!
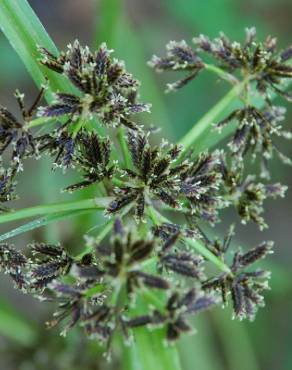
left=0, top=27, right=292, bottom=358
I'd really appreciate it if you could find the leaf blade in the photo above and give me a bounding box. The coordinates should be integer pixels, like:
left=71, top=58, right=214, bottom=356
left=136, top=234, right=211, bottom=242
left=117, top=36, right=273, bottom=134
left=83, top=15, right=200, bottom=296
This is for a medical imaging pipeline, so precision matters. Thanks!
left=0, top=0, right=74, bottom=100
left=0, top=197, right=111, bottom=225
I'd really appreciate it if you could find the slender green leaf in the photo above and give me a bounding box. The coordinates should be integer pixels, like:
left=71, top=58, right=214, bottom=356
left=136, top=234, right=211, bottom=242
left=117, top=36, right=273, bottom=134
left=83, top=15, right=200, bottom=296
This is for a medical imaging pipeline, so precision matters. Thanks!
left=0, top=0, right=74, bottom=100
left=0, top=197, right=111, bottom=225
left=0, top=210, right=93, bottom=242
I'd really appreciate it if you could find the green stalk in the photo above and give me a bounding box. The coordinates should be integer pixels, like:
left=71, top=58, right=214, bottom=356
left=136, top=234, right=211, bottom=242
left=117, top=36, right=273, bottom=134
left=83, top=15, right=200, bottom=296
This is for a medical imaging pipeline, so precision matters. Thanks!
left=204, top=63, right=239, bottom=85
left=117, top=127, right=132, bottom=167
left=178, top=79, right=247, bottom=157
left=0, top=197, right=111, bottom=224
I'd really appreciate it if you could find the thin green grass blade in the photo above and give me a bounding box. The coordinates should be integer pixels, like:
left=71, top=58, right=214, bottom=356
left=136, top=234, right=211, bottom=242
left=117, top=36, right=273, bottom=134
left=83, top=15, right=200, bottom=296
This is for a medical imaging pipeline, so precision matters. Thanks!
left=0, top=197, right=111, bottom=225
left=0, top=0, right=74, bottom=100
left=0, top=209, right=94, bottom=242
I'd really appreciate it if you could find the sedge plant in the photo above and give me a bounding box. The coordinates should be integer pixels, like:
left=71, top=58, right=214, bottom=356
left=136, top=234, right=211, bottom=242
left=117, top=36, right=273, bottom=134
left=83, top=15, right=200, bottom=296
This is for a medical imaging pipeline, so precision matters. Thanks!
left=0, top=1, right=292, bottom=368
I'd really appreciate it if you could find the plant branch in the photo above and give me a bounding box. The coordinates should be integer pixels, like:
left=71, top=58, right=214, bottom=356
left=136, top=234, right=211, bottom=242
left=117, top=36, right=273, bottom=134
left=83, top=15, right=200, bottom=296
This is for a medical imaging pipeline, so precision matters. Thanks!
left=178, top=79, right=247, bottom=158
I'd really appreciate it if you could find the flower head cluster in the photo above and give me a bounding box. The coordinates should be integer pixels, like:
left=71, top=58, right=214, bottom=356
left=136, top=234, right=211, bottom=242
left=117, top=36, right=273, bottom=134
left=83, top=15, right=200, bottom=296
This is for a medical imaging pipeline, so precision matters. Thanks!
left=0, top=28, right=290, bottom=356
left=193, top=28, right=292, bottom=100
left=148, top=40, right=204, bottom=92
left=0, top=214, right=274, bottom=349
left=107, top=131, right=222, bottom=222
left=203, top=230, right=273, bottom=320
left=220, top=157, right=287, bottom=229
left=216, top=105, right=292, bottom=170
left=0, top=87, right=46, bottom=169
left=150, top=28, right=292, bottom=176
left=107, top=131, right=188, bottom=218
left=39, top=41, right=150, bottom=130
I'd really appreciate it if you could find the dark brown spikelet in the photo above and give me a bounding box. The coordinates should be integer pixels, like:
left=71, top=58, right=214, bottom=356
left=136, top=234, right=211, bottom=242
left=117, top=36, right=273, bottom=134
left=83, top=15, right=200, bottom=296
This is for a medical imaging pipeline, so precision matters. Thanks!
left=216, top=105, right=291, bottom=169
left=129, top=271, right=170, bottom=290
left=163, top=289, right=217, bottom=342
left=39, top=41, right=150, bottom=130
left=29, top=243, right=73, bottom=290
left=160, top=252, right=204, bottom=279
left=237, top=241, right=273, bottom=268
left=0, top=244, right=27, bottom=272
left=148, top=40, right=204, bottom=91
left=202, top=229, right=272, bottom=321
left=0, top=166, right=17, bottom=209
left=63, top=132, right=114, bottom=192
left=36, top=126, right=78, bottom=170
left=180, top=151, right=224, bottom=224
left=107, top=132, right=188, bottom=219
left=0, top=87, right=46, bottom=169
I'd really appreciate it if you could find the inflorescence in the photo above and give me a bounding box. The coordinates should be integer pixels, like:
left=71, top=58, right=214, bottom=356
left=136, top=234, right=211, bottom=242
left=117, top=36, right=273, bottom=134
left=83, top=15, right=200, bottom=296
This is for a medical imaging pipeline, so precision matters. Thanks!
left=0, top=28, right=291, bottom=355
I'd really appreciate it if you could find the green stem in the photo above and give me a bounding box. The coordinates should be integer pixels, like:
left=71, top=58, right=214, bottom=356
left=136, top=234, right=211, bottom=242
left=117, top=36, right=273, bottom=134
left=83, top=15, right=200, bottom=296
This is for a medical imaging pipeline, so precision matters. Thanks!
left=140, top=288, right=166, bottom=312
left=71, top=118, right=85, bottom=138
left=75, top=219, right=114, bottom=260
left=178, top=79, right=247, bottom=157
left=117, top=127, right=131, bottom=167
left=0, top=197, right=112, bottom=224
left=204, top=63, right=239, bottom=85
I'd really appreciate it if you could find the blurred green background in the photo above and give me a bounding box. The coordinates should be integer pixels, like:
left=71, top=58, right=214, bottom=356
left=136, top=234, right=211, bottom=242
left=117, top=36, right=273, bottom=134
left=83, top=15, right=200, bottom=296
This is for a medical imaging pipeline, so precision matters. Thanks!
left=0, top=1, right=291, bottom=369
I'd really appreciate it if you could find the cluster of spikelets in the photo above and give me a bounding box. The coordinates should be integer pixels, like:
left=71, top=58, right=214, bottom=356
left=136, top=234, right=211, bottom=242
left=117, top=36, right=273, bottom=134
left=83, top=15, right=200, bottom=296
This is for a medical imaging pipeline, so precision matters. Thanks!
left=0, top=28, right=291, bottom=353
left=0, top=221, right=273, bottom=345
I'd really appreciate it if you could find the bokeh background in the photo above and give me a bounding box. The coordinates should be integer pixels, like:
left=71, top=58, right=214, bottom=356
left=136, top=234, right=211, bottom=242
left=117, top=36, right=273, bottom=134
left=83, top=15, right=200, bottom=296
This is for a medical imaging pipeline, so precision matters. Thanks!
left=0, top=1, right=291, bottom=369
